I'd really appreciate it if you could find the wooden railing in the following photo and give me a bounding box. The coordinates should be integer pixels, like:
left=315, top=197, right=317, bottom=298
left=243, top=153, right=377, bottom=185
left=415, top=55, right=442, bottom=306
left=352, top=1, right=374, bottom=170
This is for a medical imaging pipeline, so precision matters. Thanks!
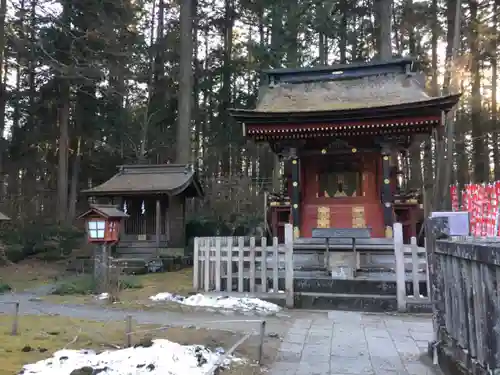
left=394, top=222, right=431, bottom=312
left=193, top=224, right=294, bottom=308
left=429, top=237, right=500, bottom=374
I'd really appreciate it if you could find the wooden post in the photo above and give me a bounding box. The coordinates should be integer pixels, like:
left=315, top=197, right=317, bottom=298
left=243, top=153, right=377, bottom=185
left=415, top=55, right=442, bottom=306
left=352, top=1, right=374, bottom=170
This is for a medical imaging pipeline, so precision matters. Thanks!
left=11, top=302, right=19, bottom=336
left=258, top=320, right=266, bottom=364
left=215, top=237, right=222, bottom=292
left=381, top=146, right=394, bottom=238
left=126, top=315, right=132, bottom=347
left=290, top=148, right=300, bottom=239
left=226, top=237, right=233, bottom=292
left=249, top=237, right=256, bottom=293
left=238, top=237, right=244, bottom=293
left=204, top=238, right=210, bottom=292
left=193, top=237, right=199, bottom=290
left=394, top=222, right=406, bottom=312
left=272, top=236, right=279, bottom=292
left=284, top=223, right=294, bottom=308
left=426, top=218, right=445, bottom=342
left=410, top=236, right=420, bottom=298
left=261, top=237, right=267, bottom=293
left=94, top=243, right=109, bottom=293
left=165, top=198, right=170, bottom=244
left=155, top=199, right=161, bottom=257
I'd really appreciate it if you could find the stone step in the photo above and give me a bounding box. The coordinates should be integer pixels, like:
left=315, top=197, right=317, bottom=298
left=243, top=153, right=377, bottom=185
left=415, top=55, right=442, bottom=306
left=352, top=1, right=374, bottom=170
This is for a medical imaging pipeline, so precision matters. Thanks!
left=293, top=276, right=428, bottom=297
left=293, top=292, right=397, bottom=312
left=220, top=275, right=428, bottom=298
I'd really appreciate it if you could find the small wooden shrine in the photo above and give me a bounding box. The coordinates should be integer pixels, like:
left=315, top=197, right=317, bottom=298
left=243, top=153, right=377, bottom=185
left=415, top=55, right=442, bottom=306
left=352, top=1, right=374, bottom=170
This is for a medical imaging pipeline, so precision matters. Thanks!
left=230, top=58, right=460, bottom=242
left=82, top=164, right=203, bottom=257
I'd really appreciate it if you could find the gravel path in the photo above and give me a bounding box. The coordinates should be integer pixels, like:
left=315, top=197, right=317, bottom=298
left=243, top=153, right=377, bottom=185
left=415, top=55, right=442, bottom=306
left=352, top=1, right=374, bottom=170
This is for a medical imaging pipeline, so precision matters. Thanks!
left=0, top=291, right=292, bottom=336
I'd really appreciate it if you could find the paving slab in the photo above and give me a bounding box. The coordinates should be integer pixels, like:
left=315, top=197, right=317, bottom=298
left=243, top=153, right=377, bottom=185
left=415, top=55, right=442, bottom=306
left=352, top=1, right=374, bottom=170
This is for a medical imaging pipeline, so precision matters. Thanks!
left=270, top=310, right=442, bottom=375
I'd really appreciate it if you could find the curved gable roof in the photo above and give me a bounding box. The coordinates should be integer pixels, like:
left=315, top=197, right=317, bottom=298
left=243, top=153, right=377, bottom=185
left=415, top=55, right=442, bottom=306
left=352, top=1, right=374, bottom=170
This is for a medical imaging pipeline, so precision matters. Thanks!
left=82, top=164, right=204, bottom=198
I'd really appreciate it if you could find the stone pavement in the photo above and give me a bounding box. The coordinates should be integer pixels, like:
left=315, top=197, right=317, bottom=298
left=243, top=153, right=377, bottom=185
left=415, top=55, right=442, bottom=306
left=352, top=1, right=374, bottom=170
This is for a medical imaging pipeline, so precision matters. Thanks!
left=271, top=310, right=439, bottom=375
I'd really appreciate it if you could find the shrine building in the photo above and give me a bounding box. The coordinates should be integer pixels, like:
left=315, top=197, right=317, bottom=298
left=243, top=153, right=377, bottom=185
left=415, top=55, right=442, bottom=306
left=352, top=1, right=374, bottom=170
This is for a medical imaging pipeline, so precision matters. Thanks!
left=230, top=58, right=460, bottom=244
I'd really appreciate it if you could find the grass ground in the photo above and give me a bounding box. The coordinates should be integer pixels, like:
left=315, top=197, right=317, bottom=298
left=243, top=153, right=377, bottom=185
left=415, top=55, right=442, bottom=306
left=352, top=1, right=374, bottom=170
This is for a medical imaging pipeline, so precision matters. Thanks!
left=0, top=258, right=195, bottom=312
left=44, top=268, right=195, bottom=311
left=0, top=260, right=68, bottom=292
left=0, top=314, right=279, bottom=375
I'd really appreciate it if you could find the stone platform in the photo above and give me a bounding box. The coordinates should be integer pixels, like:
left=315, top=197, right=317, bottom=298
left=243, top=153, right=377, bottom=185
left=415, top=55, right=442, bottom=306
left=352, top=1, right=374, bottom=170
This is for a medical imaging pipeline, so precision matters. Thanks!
left=221, top=269, right=429, bottom=313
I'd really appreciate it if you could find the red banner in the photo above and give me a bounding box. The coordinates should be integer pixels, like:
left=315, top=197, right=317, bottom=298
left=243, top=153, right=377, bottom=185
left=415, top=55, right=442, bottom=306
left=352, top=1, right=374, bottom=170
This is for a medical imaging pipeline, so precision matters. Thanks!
left=452, top=183, right=500, bottom=236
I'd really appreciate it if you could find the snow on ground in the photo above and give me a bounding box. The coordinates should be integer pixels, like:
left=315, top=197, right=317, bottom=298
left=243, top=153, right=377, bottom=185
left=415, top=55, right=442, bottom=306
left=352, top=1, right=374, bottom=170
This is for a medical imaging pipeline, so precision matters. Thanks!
left=20, top=339, right=237, bottom=375
left=149, top=293, right=282, bottom=314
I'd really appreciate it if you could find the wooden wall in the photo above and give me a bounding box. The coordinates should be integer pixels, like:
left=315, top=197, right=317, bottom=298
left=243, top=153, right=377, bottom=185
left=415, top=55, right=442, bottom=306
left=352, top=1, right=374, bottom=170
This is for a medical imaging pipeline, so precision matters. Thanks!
left=298, top=152, right=385, bottom=237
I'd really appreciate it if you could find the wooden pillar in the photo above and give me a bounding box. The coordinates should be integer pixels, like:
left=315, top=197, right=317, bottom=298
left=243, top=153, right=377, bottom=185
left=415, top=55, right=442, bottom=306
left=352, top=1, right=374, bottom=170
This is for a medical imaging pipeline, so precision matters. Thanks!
left=381, top=146, right=394, bottom=238
left=164, top=198, right=170, bottom=243
left=409, top=208, right=417, bottom=239
left=155, top=198, right=161, bottom=256
left=290, top=148, right=300, bottom=239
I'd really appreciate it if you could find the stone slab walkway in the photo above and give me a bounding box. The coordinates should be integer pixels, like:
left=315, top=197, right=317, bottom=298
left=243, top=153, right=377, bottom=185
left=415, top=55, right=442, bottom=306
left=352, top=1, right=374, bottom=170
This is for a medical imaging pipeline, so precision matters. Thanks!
left=271, top=310, right=439, bottom=375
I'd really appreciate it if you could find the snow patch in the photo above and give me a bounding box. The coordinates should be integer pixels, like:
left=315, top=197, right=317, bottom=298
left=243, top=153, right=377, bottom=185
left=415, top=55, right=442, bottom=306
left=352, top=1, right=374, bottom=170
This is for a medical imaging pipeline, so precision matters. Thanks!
left=20, top=339, right=238, bottom=375
left=96, top=293, right=109, bottom=300
left=149, top=293, right=281, bottom=314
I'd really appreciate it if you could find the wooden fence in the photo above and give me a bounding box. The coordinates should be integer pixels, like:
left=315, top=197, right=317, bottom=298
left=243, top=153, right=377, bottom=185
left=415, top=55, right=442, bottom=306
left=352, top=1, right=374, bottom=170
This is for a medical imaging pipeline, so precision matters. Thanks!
left=428, top=237, right=500, bottom=375
left=394, top=222, right=431, bottom=312
left=193, top=224, right=294, bottom=308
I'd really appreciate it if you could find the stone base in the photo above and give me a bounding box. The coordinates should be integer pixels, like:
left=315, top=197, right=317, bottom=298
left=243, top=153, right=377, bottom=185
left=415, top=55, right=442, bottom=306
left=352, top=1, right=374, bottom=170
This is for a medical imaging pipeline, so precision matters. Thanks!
left=429, top=335, right=490, bottom=375
left=324, top=252, right=357, bottom=278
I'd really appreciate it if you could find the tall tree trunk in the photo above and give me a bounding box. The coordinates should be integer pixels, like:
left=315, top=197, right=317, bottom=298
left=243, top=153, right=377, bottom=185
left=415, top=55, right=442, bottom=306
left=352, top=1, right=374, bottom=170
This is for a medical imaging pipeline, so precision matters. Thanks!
left=407, top=1, right=422, bottom=190
left=0, top=0, right=7, bottom=200
left=285, top=0, right=299, bottom=67
left=374, top=0, right=392, bottom=60
left=423, top=0, right=439, bottom=216
left=437, top=0, right=461, bottom=209
left=0, top=0, right=6, bottom=136
left=339, top=0, right=348, bottom=63
left=493, top=4, right=499, bottom=181
left=139, top=0, right=158, bottom=161
left=57, top=0, right=71, bottom=222
left=469, top=0, right=486, bottom=182
left=218, top=0, right=234, bottom=173
left=68, top=137, right=81, bottom=221
left=270, top=2, right=285, bottom=190
left=176, top=0, right=193, bottom=165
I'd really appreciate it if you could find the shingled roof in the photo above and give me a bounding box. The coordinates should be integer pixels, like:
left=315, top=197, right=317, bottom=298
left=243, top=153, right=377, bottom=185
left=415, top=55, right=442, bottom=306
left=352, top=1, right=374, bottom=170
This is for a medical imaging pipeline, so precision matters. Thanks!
left=230, top=58, right=460, bottom=117
left=255, top=73, right=433, bottom=112
left=82, top=164, right=203, bottom=197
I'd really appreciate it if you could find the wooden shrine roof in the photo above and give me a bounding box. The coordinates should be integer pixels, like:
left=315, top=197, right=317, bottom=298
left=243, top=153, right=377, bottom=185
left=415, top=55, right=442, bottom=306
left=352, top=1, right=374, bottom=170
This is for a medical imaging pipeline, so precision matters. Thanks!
left=229, top=58, right=461, bottom=125
left=255, top=74, right=444, bottom=112
left=82, top=164, right=204, bottom=197
left=0, top=212, right=10, bottom=221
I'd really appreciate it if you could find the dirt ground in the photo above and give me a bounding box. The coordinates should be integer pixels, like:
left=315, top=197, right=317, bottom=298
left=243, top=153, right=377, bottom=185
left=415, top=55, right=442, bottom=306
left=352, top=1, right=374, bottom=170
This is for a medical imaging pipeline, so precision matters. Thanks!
left=0, top=260, right=68, bottom=292
left=0, top=314, right=280, bottom=375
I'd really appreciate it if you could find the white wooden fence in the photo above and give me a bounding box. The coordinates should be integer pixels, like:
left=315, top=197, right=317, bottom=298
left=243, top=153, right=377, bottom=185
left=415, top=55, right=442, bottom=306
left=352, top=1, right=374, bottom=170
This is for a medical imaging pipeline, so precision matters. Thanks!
left=394, top=222, right=431, bottom=312
left=193, top=224, right=294, bottom=308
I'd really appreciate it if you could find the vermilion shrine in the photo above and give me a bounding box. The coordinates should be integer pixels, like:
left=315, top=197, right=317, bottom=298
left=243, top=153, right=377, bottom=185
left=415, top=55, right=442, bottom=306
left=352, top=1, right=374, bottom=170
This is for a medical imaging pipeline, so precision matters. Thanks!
left=230, top=58, right=460, bottom=246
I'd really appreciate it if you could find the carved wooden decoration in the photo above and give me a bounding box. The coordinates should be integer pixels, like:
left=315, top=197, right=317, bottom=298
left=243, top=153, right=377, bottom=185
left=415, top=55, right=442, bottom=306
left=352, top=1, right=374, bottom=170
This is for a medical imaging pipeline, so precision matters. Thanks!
left=352, top=206, right=366, bottom=228
left=317, top=206, right=330, bottom=228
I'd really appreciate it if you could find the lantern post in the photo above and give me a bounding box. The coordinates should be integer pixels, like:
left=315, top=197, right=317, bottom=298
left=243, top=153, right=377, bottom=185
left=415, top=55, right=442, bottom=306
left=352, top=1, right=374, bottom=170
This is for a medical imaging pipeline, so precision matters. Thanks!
left=78, top=204, right=128, bottom=293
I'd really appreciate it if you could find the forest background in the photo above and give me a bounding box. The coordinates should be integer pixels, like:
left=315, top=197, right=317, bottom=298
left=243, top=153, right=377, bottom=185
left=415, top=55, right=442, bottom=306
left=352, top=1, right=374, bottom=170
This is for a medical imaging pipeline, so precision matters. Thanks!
left=0, top=0, right=489, bottom=258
